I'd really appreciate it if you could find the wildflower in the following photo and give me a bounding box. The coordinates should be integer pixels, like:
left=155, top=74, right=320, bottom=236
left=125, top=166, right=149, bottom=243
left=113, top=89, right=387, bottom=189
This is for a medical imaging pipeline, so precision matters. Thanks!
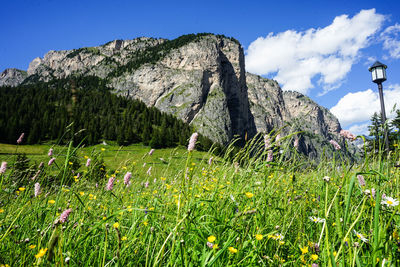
left=35, top=248, right=48, bottom=259
left=381, top=196, right=399, bottom=207
left=147, top=167, right=152, bottom=176
left=208, top=157, right=213, bottom=165
left=213, top=244, right=219, bottom=249
left=121, top=236, right=127, bottom=241
left=79, top=191, right=84, bottom=196
left=149, top=149, right=155, bottom=155
left=34, top=183, right=41, bottom=197
left=228, top=247, right=238, bottom=253
left=294, top=137, right=299, bottom=149
left=266, top=150, right=273, bottom=162
left=207, top=242, right=214, bottom=249
left=17, top=133, right=24, bottom=144
left=85, top=158, right=91, bottom=167
left=340, top=129, right=356, bottom=141
left=245, top=192, right=254, bottom=198
left=357, top=175, right=366, bottom=187
left=255, top=234, right=263, bottom=241
left=106, top=177, right=115, bottom=191
left=48, top=200, right=55, bottom=204
left=309, top=216, right=325, bottom=223
left=48, top=148, right=53, bottom=157
left=323, top=176, right=330, bottom=183
left=113, top=222, right=119, bottom=229
left=59, top=208, right=72, bottom=223
left=300, top=246, right=308, bottom=254
left=274, top=234, right=284, bottom=240
left=264, top=134, right=271, bottom=150
left=101, top=148, right=106, bottom=151
left=329, top=140, right=341, bottom=150
left=32, top=170, right=41, bottom=180
left=207, top=235, right=216, bottom=243
left=276, top=134, right=281, bottom=146
left=19, top=187, right=25, bottom=191
left=124, top=172, right=132, bottom=186
left=310, top=254, right=318, bottom=261
left=364, top=188, right=376, bottom=198
left=29, top=244, right=36, bottom=249
left=0, top=162, right=7, bottom=174
left=353, top=230, right=368, bottom=243
left=48, top=158, right=56, bottom=166
left=188, top=132, right=198, bottom=152
left=312, top=263, right=319, bottom=267
left=144, top=181, right=149, bottom=188
left=0, top=208, right=4, bottom=213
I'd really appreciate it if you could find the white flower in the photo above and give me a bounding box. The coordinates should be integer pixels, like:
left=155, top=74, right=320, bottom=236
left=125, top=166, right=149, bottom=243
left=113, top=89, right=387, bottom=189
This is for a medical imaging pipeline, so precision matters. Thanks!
left=323, top=176, right=330, bottom=182
left=381, top=196, right=399, bottom=207
left=353, top=230, right=368, bottom=243
left=309, top=216, right=325, bottom=223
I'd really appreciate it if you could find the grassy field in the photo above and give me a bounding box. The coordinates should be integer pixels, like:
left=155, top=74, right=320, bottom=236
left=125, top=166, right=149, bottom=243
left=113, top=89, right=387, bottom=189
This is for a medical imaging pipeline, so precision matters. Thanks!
left=0, top=138, right=400, bottom=266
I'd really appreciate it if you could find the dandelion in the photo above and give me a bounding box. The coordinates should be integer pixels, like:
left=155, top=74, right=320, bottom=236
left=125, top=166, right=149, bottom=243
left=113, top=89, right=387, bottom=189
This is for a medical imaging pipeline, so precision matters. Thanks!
left=48, top=158, right=56, bottom=166
left=106, top=177, right=115, bottom=191
left=353, top=230, right=368, bottom=243
left=207, top=235, right=216, bottom=243
left=228, top=247, right=238, bottom=253
left=357, top=175, right=366, bottom=187
left=113, top=222, right=119, bottom=229
left=340, top=129, right=356, bottom=141
left=381, top=196, right=399, bottom=207
left=59, top=208, right=72, bottom=223
left=85, top=158, right=91, bottom=167
left=149, top=149, right=155, bottom=156
left=147, top=167, right=152, bottom=176
left=245, top=192, right=254, bottom=198
left=0, top=161, right=7, bottom=174
left=188, top=132, right=198, bottom=152
left=255, top=234, right=263, bottom=241
left=309, top=216, right=325, bottom=223
left=17, top=133, right=24, bottom=144
left=34, top=183, right=41, bottom=197
left=35, top=248, right=48, bottom=259
left=124, top=172, right=132, bottom=186
left=48, top=148, right=53, bottom=157
left=329, top=140, right=341, bottom=150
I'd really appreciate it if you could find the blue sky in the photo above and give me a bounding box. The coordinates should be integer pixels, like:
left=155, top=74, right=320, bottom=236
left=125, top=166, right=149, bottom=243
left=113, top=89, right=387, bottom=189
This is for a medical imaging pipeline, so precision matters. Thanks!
left=2, top=0, right=400, bottom=134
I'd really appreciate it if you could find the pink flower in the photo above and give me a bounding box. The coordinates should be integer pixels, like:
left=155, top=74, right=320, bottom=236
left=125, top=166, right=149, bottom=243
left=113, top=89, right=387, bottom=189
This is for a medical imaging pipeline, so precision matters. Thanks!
left=124, top=172, right=132, bottom=186
left=147, top=167, right=152, bottom=176
left=329, top=140, right=341, bottom=150
left=59, top=208, right=72, bottom=223
left=144, top=181, right=149, bottom=188
left=149, top=149, right=155, bottom=156
left=208, top=157, right=214, bottom=165
left=0, top=162, right=7, bottom=174
left=357, top=175, right=366, bottom=187
left=17, top=133, right=24, bottom=144
left=34, top=183, right=41, bottom=197
left=48, top=158, right=56, bottom=166
left=264, top=135, right=271, bottom=150
left=106, top=177, right=115, bottom=191
left=86, top=158, right=91, bottom=167
left=188, top=132, right=198, bottom=152
left=267, top=150, right=273, bottom=162
left=340, top=130, right=356, bottom=141
left=32, top=170, right=41, bottom=180
left=48, top=148, right=53, bottom=157
left=275, top=134, right=281, bottom=146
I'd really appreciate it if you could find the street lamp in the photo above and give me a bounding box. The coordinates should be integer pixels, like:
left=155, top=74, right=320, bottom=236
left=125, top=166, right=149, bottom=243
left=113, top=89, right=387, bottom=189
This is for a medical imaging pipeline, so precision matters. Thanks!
left=369, top=61, right=389, bottom=151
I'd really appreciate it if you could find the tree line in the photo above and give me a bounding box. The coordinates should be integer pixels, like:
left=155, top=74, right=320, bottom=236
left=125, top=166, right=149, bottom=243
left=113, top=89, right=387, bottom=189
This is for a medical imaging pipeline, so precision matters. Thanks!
left=0, top=75, right=218, bottom=151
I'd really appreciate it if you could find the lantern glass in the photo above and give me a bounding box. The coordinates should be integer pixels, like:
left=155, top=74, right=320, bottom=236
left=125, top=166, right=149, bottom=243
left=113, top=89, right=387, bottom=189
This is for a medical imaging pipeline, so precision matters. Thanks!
left=369, top=61, right=387, bottom=83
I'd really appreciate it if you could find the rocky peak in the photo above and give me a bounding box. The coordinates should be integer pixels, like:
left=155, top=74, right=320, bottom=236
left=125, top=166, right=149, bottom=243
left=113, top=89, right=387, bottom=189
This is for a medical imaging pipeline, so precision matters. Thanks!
left=0, top=68, right=27, bottom=87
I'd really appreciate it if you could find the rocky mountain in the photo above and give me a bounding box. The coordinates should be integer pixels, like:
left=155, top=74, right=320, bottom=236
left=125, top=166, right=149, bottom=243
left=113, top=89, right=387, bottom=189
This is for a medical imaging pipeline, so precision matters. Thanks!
left=0, top=33, right=352, bottom=158
left=0, top=68, right=27, bottom=87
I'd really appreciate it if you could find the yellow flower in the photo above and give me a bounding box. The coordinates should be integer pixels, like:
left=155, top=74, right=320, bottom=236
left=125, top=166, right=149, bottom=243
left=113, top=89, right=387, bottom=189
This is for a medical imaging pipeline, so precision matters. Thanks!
left=161, top=177, right=166, bottom=181
left=311, top=254, right=318, bottom=261
left=102, top=216, right=107, bottom=220
left=79, top=192, right=85, bottom=196
left=143, top=221, right=148, bottom=226
left=207, top=235, right=216, bottom=243
left=255, top=234, right=263, bottom=241
left=245, top=192, right=254, bottom=198
left=68, top=161, right=73, bottom=165
left=101, top=148, right=106, bottom=151
left=0, top=208, right=4, bottom=213
left=19, top=187, right=26, bottom=191
left=228, top=247, right=238, bottom=253
left=113, top=222, right=119, bottom=229
left=29, top=244, right=36, bottom=249
left=300, top=246, right=308, bottom=254
left=48, top=200, right=55, bottom=204
left=35, top=248, right=48, bottom=259
left=121, top=236, right=127, bottom=241
left=213, top=244, right=219, bottom=249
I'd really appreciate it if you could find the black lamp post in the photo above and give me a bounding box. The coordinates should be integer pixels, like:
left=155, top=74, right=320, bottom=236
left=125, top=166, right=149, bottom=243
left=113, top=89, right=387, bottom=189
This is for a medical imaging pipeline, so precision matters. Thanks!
left=369, top=61, right=389, bottom=151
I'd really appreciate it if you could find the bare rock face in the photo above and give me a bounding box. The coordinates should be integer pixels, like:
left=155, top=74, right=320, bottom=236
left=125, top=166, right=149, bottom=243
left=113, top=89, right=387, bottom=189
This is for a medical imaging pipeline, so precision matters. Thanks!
left=0, top=68, right=27, bottom=87
left=8, top=33, right=353, bottom=158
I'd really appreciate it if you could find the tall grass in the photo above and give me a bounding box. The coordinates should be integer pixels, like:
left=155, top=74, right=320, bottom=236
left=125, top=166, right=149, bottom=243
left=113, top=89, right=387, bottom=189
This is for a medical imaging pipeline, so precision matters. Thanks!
left=0, top=133, right=399, bottom=266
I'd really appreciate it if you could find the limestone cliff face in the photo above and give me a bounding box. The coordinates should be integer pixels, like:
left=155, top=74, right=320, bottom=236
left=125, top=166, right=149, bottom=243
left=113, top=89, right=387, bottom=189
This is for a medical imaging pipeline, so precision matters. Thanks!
left=1, top=34, right=350, bottom=157
left=0, top=68, right=27, bottom=87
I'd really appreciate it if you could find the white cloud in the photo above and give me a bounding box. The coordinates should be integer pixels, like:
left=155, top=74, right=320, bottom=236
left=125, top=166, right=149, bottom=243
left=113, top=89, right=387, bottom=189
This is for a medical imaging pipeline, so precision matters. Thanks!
left=348, top=123, right=370, bottom=136
left=245, top=9, right=385, bottom=95
left=381, top=23, right=400, bottom=59
left=330, top=84, right=400, bottom=133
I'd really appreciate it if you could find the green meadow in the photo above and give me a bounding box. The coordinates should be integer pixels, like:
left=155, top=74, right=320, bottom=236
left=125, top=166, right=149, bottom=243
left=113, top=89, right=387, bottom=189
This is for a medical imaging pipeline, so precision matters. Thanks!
left=0, top=138, right=400, bottom=266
